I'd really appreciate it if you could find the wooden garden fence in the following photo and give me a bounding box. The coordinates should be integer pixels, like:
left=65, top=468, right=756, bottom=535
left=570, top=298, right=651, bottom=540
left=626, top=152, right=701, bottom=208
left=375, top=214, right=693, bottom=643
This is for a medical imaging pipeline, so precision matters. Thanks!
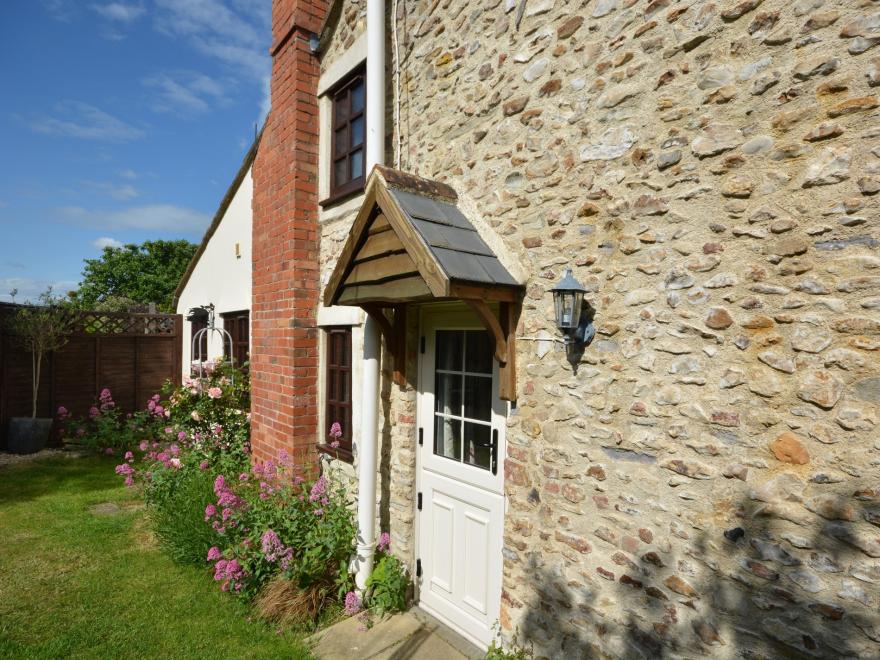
left=0, top=303, right=182, bottom=449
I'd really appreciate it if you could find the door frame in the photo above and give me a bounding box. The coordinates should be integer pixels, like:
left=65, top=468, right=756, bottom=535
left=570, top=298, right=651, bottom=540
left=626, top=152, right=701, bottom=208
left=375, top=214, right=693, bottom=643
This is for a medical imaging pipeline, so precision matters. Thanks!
left=414, top=301, right=507, bottom=649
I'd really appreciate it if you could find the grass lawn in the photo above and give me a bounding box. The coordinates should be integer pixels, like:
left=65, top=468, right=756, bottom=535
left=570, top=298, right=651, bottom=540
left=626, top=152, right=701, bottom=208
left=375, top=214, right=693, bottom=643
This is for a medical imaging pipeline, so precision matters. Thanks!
left=0, top=454, right=314, bottom=659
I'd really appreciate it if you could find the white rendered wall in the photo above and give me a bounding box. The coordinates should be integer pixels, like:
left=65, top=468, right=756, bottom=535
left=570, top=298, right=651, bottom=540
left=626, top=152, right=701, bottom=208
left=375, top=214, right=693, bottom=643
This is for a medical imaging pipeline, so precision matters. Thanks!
left=176, top=167, right=253, bottom=378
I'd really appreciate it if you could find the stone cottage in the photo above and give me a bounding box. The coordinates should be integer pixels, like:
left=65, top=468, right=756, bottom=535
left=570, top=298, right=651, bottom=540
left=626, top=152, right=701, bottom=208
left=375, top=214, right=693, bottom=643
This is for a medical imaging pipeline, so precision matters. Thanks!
left=250, top=0, right=880, bottom=655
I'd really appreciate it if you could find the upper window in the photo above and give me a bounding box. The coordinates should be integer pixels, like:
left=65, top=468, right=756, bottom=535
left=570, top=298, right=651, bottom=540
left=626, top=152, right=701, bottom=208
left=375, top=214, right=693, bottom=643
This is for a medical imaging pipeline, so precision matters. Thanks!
left=329, top=68, right=366, bottom=200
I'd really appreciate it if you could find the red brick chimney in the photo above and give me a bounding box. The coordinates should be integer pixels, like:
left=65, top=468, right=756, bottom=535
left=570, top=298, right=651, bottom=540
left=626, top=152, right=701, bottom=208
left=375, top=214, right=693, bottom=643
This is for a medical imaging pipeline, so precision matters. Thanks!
left=250, top=0, right=328, bottom=465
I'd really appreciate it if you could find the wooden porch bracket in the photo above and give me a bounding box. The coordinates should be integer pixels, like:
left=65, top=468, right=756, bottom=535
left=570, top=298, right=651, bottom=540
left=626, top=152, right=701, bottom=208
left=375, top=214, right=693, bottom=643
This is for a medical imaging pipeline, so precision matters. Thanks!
left=465, top=299, right=520, bottom=402
left=361, top=303, right=407, bottom=388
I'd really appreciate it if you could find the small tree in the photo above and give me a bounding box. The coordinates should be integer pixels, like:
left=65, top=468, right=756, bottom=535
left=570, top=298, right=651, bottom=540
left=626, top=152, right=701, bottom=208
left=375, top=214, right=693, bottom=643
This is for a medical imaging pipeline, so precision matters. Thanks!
left=7, top=290, right=74, bottom=418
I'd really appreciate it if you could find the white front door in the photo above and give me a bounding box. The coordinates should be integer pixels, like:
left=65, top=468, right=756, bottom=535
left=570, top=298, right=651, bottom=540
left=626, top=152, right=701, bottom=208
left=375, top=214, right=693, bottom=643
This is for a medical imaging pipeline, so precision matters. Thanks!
left=416, top=306, right=505, bottom=649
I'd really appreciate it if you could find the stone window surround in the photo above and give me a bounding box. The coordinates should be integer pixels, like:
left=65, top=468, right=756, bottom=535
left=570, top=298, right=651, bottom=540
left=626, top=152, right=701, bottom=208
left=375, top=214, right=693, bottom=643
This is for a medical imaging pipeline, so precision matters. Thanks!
left=318, top=32, right=368, bottom=209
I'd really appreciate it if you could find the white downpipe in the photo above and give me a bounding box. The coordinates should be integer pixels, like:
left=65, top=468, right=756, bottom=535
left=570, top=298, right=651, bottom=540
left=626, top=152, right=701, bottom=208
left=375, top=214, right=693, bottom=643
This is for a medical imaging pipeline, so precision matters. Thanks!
left=354, top=0, right=385, bottom=592
left=366, top=0, right=386, bottom=169
left=355, top=314, right=380, bottom=590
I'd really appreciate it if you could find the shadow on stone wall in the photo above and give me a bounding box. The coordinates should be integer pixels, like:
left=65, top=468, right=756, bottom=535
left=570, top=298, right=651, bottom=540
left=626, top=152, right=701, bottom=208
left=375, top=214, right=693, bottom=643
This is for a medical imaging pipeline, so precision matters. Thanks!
left=510, top=487, right=879, bottom=659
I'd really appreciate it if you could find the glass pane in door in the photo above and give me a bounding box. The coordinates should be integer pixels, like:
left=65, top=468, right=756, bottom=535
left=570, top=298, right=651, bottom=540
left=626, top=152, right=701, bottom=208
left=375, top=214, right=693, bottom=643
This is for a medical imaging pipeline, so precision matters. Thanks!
left=435, top=416, right=461, bottom=461
left=463, top=422, right=492, bottom=469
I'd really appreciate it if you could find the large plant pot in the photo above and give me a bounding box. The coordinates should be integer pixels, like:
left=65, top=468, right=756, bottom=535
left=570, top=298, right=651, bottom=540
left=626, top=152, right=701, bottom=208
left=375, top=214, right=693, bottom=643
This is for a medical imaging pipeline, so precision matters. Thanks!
left=7, top=417, right=53, bottom=454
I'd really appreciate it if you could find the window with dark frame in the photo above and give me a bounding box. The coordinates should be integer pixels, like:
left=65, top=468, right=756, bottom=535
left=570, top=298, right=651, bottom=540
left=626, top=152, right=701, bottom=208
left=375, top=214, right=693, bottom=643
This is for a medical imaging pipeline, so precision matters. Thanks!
left=191, top=319, right=208, bottom=361
left=329, top=67, right=366, bottom=201
left=222, top=310, right=250, bottom=370
left=322, top=327, right=353, bottom=461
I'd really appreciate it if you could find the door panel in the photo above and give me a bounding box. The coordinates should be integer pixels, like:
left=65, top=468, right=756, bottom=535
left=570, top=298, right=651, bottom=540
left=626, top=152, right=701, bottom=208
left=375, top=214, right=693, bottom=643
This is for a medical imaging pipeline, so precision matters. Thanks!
left=418, top=470, right=502, bottom=648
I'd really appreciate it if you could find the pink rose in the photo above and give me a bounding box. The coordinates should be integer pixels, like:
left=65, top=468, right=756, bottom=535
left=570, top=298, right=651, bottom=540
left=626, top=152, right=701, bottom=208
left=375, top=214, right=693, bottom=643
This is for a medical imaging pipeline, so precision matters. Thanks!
left=207, top=387, right=222, bottom=399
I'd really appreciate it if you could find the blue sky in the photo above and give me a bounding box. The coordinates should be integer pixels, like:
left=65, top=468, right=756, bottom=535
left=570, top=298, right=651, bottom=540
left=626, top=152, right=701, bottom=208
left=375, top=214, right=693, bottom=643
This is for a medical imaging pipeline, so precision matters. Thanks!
left=0, top=0, right=270, bottom=302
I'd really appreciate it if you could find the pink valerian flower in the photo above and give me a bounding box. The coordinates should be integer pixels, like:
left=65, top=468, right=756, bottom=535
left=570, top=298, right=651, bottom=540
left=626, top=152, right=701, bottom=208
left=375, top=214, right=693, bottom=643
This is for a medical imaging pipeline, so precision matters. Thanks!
left=344, top=591, right=362, bottom=616
left=213, top=475, right=226, bottom=495
left=164, top=427, right=173, bottom=435
left=56, top=406, right=69, bottom=420
left=169, top=444, right=180, bottom=456
left=104, top=447, right=114, bottom=456
left=177, top=431, right=187, bottom=442
left=199, top=460, right=209, bottom=471
left=139, top=440, right=149, bottom=452
left=207, top=546, right=222, bottom=561
left=115, top=463, right=134, bottom=477
left=207, top=387, right=222, bottom=399
left=377, top=532, right=391, bottom=552
left=238, top=472, right=249, bottom=482
left=169, top=458, right=182, bottom=469
left=309, top=475, right=327, bottom=502
left=204, top=504, right=217, bottom=520
left=89, top=406, right=100, bottom=420
left=212, top=558, right=247, bottom=592
left=124, top=451, right=134, bottom=461
left=329, top=422, right=343, bottom=448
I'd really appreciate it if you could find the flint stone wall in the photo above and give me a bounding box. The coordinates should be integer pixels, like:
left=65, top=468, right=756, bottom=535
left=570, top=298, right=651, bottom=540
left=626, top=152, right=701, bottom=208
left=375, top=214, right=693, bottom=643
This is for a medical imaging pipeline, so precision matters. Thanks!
left=320, top=0, right=880, bottom=656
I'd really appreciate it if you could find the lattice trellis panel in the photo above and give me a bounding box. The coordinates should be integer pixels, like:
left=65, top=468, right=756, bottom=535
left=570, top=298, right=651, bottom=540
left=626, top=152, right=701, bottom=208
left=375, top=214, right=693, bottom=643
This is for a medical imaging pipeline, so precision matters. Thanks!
left=68, top=313, right=180, bottom=336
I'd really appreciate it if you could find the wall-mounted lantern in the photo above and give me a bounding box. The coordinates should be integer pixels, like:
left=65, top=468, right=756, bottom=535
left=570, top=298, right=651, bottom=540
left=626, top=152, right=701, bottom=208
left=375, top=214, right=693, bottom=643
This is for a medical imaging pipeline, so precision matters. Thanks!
left=551, top=269, right=594, bottom=346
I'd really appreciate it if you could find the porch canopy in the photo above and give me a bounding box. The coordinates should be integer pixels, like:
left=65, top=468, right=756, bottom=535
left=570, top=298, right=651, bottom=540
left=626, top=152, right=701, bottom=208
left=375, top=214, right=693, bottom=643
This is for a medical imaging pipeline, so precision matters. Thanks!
left=323, top=165, right=523, bottom=400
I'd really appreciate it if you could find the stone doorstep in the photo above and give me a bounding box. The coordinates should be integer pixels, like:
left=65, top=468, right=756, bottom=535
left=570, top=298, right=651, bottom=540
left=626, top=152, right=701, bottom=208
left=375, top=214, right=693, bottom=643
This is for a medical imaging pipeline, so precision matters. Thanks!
left=307, top=606, right=483, bottom=660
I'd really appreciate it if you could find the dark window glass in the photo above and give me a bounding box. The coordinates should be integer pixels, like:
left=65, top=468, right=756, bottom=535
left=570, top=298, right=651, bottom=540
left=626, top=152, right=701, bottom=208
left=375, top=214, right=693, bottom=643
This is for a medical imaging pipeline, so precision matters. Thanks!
left=222, top=311, right=250, bottom=371
left=433, top=329, right=493, bottom=471
left=329, top=68, right=366, bottom=200
left=191, top=319, right=208, bottom=361
left=324, top=327, right=353, bottom=459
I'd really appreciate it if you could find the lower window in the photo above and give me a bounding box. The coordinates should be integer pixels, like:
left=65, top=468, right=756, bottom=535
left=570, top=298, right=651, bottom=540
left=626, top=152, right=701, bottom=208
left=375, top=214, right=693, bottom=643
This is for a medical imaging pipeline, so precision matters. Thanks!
left=321, top=326, right=353, bottom=461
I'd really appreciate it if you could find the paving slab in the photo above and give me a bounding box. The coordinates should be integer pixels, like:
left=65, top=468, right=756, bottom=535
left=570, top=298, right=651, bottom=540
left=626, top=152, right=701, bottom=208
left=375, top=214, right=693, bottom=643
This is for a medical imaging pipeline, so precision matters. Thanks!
left=308, top=607, right=483, bottom=660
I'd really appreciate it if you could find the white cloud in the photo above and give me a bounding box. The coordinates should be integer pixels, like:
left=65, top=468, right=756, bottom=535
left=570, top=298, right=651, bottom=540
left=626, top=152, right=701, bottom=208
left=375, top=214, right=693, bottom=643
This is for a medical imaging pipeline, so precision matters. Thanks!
left=30, top=101, right=145, bottom=142
left=0, top=278, right=78, bottom=304
left=60, top=204, right=211, bottom=233
left=119, top=169, right=138, bottom=180
left=143, top=71, right=230, bottom=115
left=93, top=236, right=125, bottom=250
left=91, top=2, right=146, bottom=22
left=83, top=181, right=139, bottom=201
left=41, top=0, right=77, bottom=22
left=153, top=0, right=271, bottom=119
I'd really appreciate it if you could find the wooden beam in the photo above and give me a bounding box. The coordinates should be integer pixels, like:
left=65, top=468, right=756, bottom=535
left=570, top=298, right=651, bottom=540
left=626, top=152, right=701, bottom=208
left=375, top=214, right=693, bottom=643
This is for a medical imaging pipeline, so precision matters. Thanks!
left=448, top=282, right=522, bottom=303
left=369, top=214, right=390, bottom=233
left=499, top=301, right=520, bottom=403
left=361, top=304, right=407, bottom=389
left=344, top=253, right=419, bottom=286
left=356, top=231, right=406, bottom=262
left=464, top=299, right=507, bottom=365
left=361, top=304, right=394, bottom=345
left=391, top=305, right=407, bottom=388
left=338, top=276, right=432, bottom=305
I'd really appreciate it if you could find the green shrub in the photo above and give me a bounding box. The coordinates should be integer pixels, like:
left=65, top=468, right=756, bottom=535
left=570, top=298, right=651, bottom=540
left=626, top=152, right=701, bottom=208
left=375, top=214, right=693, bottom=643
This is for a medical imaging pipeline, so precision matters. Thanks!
left=364, top=553, right=409, bottom=617
left=485, top=626, right=533, bottom=660
left=145, top=462, right=223, bottom=565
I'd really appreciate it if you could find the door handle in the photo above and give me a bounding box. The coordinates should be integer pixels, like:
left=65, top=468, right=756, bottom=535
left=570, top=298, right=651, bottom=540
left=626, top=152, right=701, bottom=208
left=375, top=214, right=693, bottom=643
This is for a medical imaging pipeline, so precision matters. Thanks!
left=491, top=429, right=498, bottom=476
